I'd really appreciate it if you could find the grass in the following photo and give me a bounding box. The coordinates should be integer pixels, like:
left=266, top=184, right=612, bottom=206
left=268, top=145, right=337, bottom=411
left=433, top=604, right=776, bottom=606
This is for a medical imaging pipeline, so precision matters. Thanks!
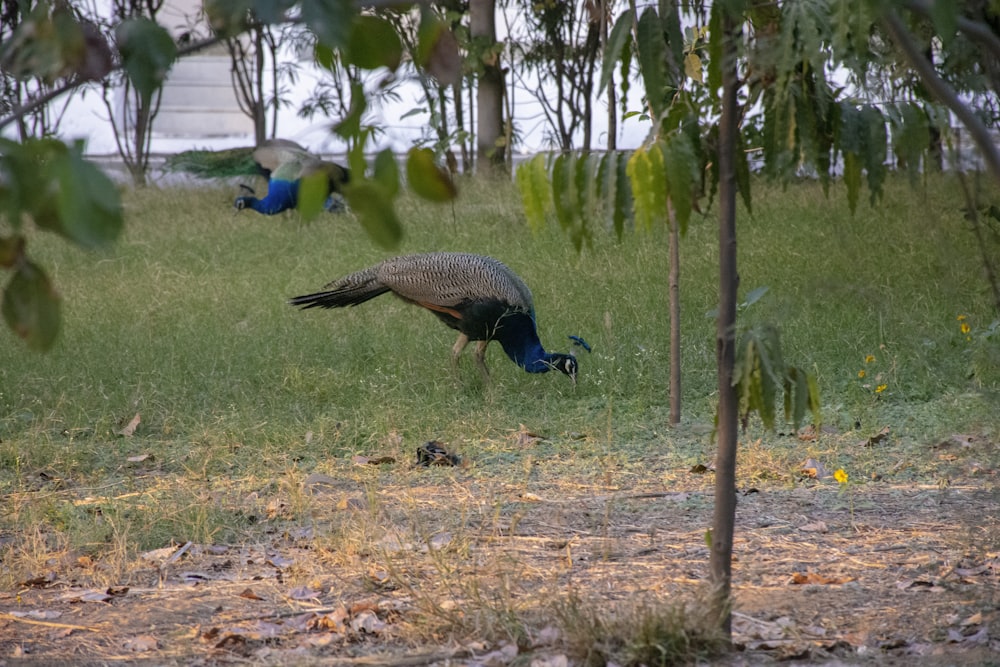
left=1, top=171, right=998, bottom=661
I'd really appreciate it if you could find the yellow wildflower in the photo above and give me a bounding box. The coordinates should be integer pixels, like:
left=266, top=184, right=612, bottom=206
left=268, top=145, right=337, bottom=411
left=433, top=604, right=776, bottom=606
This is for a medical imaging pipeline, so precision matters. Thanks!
left=960, top=322, right=970, bottom=335
left=865, top=354, right=875, bottom=364
left=858, top=369, right=866, bottom=378
left=957, top=314, right=967, bottom=321
left=876, top=384, right=887, bottom=393
left=834, top=469, right=848, bottom=484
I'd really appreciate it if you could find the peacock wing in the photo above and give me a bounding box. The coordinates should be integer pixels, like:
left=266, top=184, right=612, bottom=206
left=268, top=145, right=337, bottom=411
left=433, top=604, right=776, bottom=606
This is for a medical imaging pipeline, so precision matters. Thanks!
left=374, top=253, right=535, bottom=311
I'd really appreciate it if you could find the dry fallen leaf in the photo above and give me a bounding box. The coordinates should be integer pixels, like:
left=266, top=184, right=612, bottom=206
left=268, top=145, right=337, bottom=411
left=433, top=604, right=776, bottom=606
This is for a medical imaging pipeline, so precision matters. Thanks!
left=266, top=555, right=294, bottom=569
left=797, top=424, right=818, bottom=441
left=123, top=635, right=158, bottom=652
left=302, top=472, right=338, bottom=494
left=861, top=425, right=891, bottom=447
left=126, top=453, right=151, bottom=463
left=350, top=610, right=386, bottom=634
left=239, top=588, right=265, bottom=601
left=287, top=586, right=320, bottom=601
left=790, top=571, right=853, bottom=585
left=800, top=458, right=831, bottom=480
left=798, top=520, right=829, bottom=533
left=117, top=413, right=141, bottom=437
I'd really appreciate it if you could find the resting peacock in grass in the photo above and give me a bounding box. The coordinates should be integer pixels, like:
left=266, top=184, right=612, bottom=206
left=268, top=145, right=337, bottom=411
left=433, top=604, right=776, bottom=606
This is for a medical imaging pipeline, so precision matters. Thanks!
left=289, top=252, right=589, bottom=383
left=234, top=139, right=350, bottom=215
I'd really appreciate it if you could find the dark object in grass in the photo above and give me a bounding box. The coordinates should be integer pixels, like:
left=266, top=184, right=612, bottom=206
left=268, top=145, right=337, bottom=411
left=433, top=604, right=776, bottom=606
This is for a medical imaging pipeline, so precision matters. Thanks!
left=416, top=441, right=460, bottom=467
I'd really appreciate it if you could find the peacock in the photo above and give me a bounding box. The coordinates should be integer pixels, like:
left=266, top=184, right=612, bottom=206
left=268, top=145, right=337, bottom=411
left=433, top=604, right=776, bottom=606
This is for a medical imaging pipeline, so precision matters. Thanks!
left=234, top=139, right=350, bottom=215
left=289, top=252, right=587, bottom=383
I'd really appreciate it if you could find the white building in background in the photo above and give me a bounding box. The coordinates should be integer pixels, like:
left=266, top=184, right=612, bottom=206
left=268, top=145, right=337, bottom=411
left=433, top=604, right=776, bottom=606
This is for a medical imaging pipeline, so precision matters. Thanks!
left=55, top=0, right=646, bottom=162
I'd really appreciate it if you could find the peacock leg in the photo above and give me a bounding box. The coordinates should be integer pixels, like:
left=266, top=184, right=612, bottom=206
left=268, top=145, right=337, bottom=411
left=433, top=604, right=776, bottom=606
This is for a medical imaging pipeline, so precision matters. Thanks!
left=451, top=333, right=471, bottom=373
left=473, top=340, right=491, bottom=382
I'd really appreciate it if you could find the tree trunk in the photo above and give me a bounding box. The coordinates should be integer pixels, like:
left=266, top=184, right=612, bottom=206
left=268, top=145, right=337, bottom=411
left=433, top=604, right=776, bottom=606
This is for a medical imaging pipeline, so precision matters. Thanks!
left=470, top=0, right=505, bottom=175
left=710, top=7, right=742, bottom=640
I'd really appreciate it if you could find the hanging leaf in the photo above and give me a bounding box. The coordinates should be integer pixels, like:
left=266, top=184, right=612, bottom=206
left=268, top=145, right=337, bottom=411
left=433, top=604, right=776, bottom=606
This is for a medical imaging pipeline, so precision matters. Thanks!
left=301, top=0, right=354, bottom=51
left=635, top=8, right=668, bottom=120
left=600, top=9, right=634, bottom=94
left=684, top=52, right=703, bottom=83
left=115, top=19, right=176, bottom=103
left=345, top=15, right=403, bottom=71
left=297, top=170, right=328, bottom=221
left=343, top=182, right=402, bottom=249
left=2, top=260, right=61, bottom=351
left=551, top=153, right=577, bottom=233
left=334, top=83, right=367, bottom=139
left=515, top=154, right=551, bottom=233
left=706, top=4, right=723, bottom=100
left=662, top=133, right=697, bottom=235
left=861, top=105, right=887, bottom=206
left=891, top=102, right=929, bottom=187
left=52, top=143, right=123, bottom=249
left=930, top=0, right=959, bottom=45
left=416, top=10, right=462, bottom=87
left=373, top=149, right=400, bottom=199
left=406, top=148, right=456, bottom=202
left=598, top=152, right=621, bottom=239
left=843, top=152, right=861, bottom=215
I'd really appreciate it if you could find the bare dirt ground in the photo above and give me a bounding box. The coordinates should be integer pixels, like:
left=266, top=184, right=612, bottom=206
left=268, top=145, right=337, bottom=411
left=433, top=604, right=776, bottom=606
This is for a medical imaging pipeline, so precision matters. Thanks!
left=2, top=449, right=999, bottom=666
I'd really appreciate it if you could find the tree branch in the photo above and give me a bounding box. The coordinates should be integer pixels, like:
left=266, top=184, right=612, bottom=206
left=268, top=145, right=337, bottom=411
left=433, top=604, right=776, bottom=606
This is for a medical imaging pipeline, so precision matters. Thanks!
left=902, top=0, right=1000, bottom=61
left=0, top=34, right=227, bottom=133
left=881, top=8, right=1000, bottom=182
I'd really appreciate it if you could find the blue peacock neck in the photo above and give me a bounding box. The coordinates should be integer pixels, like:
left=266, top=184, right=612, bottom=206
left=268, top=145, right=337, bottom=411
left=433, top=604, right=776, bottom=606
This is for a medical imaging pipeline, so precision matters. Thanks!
left=494, top=314, right=560, bottom=374
left=243, top=180, right=298, bottom=214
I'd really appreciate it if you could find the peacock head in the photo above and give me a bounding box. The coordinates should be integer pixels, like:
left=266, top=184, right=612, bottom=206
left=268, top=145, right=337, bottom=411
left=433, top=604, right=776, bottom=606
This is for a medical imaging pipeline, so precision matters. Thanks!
left=234, top=184, right=256, bottom=211
left=547, top=354, right=579, bottom=385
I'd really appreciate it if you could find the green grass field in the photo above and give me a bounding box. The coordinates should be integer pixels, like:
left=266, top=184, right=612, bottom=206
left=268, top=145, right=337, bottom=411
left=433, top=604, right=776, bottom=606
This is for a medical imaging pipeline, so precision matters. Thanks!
left=1, top=172, right=998, bottom=662
left=3, top=173, right=997, bottom=538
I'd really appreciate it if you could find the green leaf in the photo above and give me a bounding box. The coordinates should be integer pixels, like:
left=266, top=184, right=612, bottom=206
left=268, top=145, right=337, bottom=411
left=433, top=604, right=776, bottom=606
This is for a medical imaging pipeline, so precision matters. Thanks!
left=52, top=144, right=123, bottom=249
left=662, top=133, right=697, bottom=235
left=516, top=154, right=551, bottom=233
left=346, top=15, right=403, bottom=71
left=930, top=0, right=959, bottom=45
left=891, top=103, right=929, bottom=187
left=343, top=182, right=402, bottom=249
left=373, top=149, right=400, bottom=199
left=115, top=19, right=176, bottom=103
left=203, top=0, right=254, bottom=36
left=636, top=8, right=668, bottom=120
left=598, top=152, right=625, bottom=239
left=615, top=150, right=634, bottom=237
left=334, top=83, right=367, bottom=140
left=551, top=153, right=576, bottom=233
left=843, top=151, right=861, bottom=215
left=707, top=4, right=723, bottom=100
left=627, top=147, right=653, bottom=231
left=861, top=105, right=887, bottom=206
left=600, top=9, right=634, bottom=94
left=3, top=260, right=61, bottom=351
left=301, top=0, right=355, bottom=51
left=662, top=1, right=685, bottom=81
left=416, top=10, right=462, bottom=87
left=742, top=285, right=769, bottom=308
left=406, top=148, right=457, bottom=202
left=297, top=170, right=328, bottom=221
